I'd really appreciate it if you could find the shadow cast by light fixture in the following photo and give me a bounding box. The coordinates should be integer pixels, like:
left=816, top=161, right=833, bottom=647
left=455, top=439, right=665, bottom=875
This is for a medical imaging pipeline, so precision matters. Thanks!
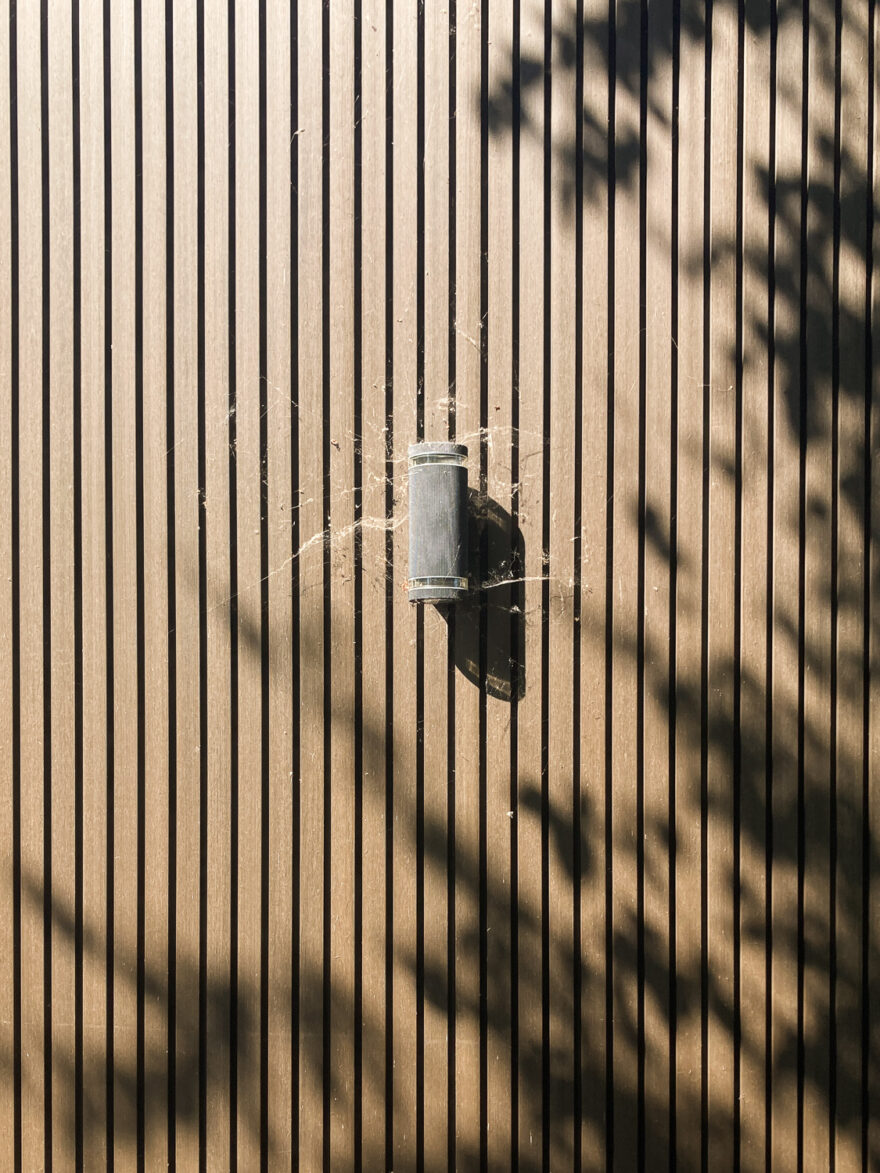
left=437, top=489, right=526, bottom=702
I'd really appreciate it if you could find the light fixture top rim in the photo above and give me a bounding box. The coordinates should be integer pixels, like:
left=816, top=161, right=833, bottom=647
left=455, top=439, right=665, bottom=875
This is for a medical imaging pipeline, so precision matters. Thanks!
left=408, top=440, right=468, bottom=462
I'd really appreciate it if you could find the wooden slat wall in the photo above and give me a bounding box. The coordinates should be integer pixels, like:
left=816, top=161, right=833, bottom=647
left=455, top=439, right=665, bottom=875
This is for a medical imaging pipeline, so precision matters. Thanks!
left=1, top=1, right=878, bottom=1170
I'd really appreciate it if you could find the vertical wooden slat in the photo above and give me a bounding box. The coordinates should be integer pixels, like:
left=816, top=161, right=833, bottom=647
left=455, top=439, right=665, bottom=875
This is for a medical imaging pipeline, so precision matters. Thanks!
left=739, top=1, right=771, bottom=1166
left=611, top=0, right=642, bottom=1160
left=48, top=0, right=76, bottom=1164
left=579, top=1, right=609, bottom=1164
left=295, top=0, right=325, bottom=1162
left=673, top=0, right=705, bottom=1165
left=16, top=0, right=45, bottom=1160
left=202, top=0, right=230, bottom=1161
left=140, top=0, right=169, bottom=1161
left=802, top=0, right=835, bottom=1163
left=328, top=0, right=356, bottom=1163
left=265, top=0, right=293, bottom=1161
left=357, top=5, right=388, bottom=1164
left=547, top=2, right=577, bottom=1165
left=232, top=0, right=262, bottom=1162
left=706, top=0, right=738, bottom=1161
left=485, top=0, right=513, bottom=1164
left=109, top=0, right=138, bottom=1161
left=771, top=1, right=805, bottom=1162
left=834, top=1, right=871, bottom=1167
left=79, top=0, right=109, bottom=1160
left=643, top=0, right=673, bottom=1161
left=169, top=0, right=201, bottom=1162
left=452, top=0, right=484, bottom=1164
left=391, top=3, right=419, bottom=1167
left=514, top=0, right=544, bottom=1163
left=421, top=0, right=450, bottom=1162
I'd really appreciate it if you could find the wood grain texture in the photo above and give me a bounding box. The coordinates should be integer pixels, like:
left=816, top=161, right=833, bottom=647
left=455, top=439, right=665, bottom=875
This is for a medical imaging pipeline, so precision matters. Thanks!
left=0, top=2, right=874, bottom=1168
left=294, top=0, right=325, bottom=1165
left=422, top=0, right=451, bottom=1161
left=513, top=0, right=545, bottom=1166
left=15, top=1, right=46, bottom=1163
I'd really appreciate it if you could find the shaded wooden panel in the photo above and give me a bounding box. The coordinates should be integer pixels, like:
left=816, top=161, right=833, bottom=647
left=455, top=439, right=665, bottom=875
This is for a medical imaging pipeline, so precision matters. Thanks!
left=801, top=0, right=836, bottom=1163
left=513, top=0, right=546, bottom=1164
left=610, top=0, right=643, bottom=1161
left=0, top=2, right=876, bottom=1169
left=770, top=3, right=806, bottom=1164
left=231, top=0, right=263, bottom=1164
left=547, top=6, right=577, bottom=1166
left=672, top=3, right=706, bottom=1168
left=47, top=0, right=76, bottom=1165
left=706, top=0, right=738, bottom=1160
left=390, top=4, right=419, bottom=1167
left=202, top=0, right=232, bottom=1163
left=738, top=2, right=772, bottom=1167
left=294, top=0, right=326, bottom=1165
left=485, top=1, right=513, bottom=1165
left=356, top=3, right=389, bottom=1166
left=78, top=0, right=110, bottom=1162
left=169, top=1, right=202, bottom=1164
left=140, top=0, right=170, bottom=1164
left=422, top=0, right=451, bottom=1161
left=328, top=0, right=356, bottom=1163
left=643, top=0, right=673, bottom=1162
left=265, top=0, right=294, bottom=1160
left=15, top=0, right=47, bottom=1163
left=832, top=3, right=872, bottom=1169
left=579, top=0, right=610, bottom=1163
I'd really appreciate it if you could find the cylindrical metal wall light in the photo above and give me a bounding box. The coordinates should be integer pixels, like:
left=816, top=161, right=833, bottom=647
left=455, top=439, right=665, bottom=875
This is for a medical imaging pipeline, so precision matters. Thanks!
left=407, top=441, right=469, bottom=603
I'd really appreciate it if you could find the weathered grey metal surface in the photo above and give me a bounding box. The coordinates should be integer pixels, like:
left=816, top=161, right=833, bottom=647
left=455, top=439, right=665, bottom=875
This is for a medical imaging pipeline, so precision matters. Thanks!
left=407, top=442, right=469, bottom=602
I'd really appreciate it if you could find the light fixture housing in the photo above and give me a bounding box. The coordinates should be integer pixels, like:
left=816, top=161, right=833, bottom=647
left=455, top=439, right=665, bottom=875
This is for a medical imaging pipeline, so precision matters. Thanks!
left=407, top=441, right=469, bottom=603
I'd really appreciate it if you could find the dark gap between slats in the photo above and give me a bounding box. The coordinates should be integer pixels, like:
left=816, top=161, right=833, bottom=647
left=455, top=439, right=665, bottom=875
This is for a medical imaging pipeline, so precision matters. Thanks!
left=571, top=0, right=585, bottom=1162
left=445, top=3, right=457, bottom=1165
left=195, top=0, right=208, bottom=1162
left=383, top=1, right=395, bottom=1164
left=668, top=0, right=681, bottom=1161
left=163, top=0, right=177, bottom=1156
left=796, top=7, right=810, bottom=1164
left=415, top=3, right=426, bottom=1166
left=227, top=0, right=241, bottom=1158
left=860, top=1, right=875, bottom=1163
left=9, top=0, right=22, bottom=1165
left=478, top=2, right=490, bottom=1167
left=70, top=0, right=84, bottom=1160
left=289, top=0, right=302, bottom=1156
left=604, top=0, right=617, bottom=1160
left=320, top=1, right=332, bottom=1165
left=258, top=1, right=271, bottom=1164
left=828, top=0, right=843, bottom=1162
left=540, top=2, right=552, bottom=1164
left=700, top=4, right=713, bottom=1166
left=352, top=1, right=363, bottom=1169
left=133, top=0, right=147, bottom=1162
left=509, top=1, right=521, bottom=1162
left=39, top=1, right=52, bottom=1160
left=227, top=0, right=240, bottom=1160
left=764, top=1, right=778, bottom=1163
left=732, top=0, right=746, bottom=1166
left=540, top=1, right=555, bottom=1161
left=636, top=0, right=648, bottom=1161
left=104, top=0, right=118, bottom=1156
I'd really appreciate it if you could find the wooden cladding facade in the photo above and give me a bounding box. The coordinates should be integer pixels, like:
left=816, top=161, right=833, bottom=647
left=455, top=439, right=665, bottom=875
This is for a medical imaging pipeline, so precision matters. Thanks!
left=1, top=0, right=879, bottom=1169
